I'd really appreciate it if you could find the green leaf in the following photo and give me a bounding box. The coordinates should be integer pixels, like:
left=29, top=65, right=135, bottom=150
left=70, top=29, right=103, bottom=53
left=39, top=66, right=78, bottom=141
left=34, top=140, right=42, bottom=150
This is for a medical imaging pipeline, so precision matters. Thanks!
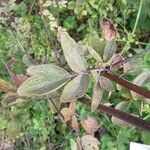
left=90, top=35, right=105, bottom=57
left=0, top=115, right=8, bottom=130
left=91, top=81, right=104, bottom=112
left=131, top=71, right=150, bottom=100
left=18, top=64, right=70, bottom=97
left=88, top=46, right=103, bottom=64
left=103, top=38, right=116, bottom=62
left=99, top=76, right=114, bottom=91
left=22, top=54, right=35, bottom=67
left=142, top=131, right=150, bottom=145
left=70, top=139, right=77, bottom=150
left=27, top=64, right=70, bottom=77
left=59, top=31, right=88, bottom=73
left=7, top=120, right=21, bottom=139
left=60, top=74, right=90, bottom=103
left=123, top=58, right=142, bottom=74
left=17, top=74, right=70, bottom=97
left=111, top=101, right=131, bottom=126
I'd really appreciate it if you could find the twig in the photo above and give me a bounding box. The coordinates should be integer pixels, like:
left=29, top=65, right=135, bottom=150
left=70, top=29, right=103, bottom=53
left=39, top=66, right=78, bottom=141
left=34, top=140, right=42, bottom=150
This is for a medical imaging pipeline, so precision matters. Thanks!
left=132, top=0, right=143, bottom=35
left=78, top=97, right=150, bottom=131
left=109, top=48, right=150, bottom=71
left=2, top=60, right=16, bottom=85
left=38, top=1, right=61, bottom=64
left=49, top=98, right=64, bottom=119
left=121, top=0, right=144, bottom=54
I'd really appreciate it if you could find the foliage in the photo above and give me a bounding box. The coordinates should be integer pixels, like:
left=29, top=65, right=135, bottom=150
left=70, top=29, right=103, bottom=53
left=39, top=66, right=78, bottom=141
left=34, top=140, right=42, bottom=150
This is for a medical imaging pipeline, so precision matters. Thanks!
left=0, top=0, right=150, bottom=149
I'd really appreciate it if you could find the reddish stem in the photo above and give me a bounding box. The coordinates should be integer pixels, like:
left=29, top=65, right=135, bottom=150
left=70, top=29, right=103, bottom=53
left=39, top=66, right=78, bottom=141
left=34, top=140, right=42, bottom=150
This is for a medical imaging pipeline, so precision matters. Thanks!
left=103, top=72, right=150, bottom=100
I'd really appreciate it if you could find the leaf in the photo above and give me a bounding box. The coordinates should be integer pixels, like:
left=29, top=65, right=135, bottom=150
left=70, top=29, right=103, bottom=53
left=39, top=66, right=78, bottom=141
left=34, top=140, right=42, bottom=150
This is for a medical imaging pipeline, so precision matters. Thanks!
left=90, top=35, right=106, bottom=57
left=103, top=38, right=117, bottom=62
left=90, top=69, right=99, bottom=80
left=70, top=139, right=77, bottom=150
left=77, top=137, right=82, bottom=150
left=99, top=76, right=114, bottom=91
left=78, top=41, right=89, bottom=56
left=60, top=74, right=90, bottom=103
left=59, top=31, right=88, bottom=73
left=91, top=81, right=103, bottom=112
left=111, top=101, right=131, bottom=126
left=81, top=135, right=100, bottom=150
left=1, top=93, right=22, bottom=106
left=61, top=101, right=77, bottom=122
left=0, top=78, right=16, bottom=93
left=100, top=18, right=117, bottom=41
left=22, top=54, right=35, bottom=67
left=12, top=74, right=28, bottom=87
left=7, top=120, right=20, bottom=139
left=131, top=71, right=150, bottom=100
left=123, top=58, right=142, bottom=74
left=80, top=117, right=99, bottom=134
left=71, top=115, right=79, bottom=131
left=69, top=101, right=77, bottom=113
left=27, top=64, right=70, bottom=76
left=17, top=74, right=70, bottom=97
left=88, top=46, right=103, bottom=64
left=18, top=64, right=70, bottom=97
left=61, top=108, right=72, bottom=122
left=142, top=131, right=150, bottom=145
left=111, top=54, right=124, bottom=71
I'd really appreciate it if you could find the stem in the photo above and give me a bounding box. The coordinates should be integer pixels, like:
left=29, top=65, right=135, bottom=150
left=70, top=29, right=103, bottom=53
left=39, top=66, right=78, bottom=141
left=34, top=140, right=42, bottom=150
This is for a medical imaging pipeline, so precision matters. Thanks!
left=102, top=72, right=150, bottom=100
left=79, top=97, right=150, bottom=131
left=38, top=1, right=61, bottom=64
left=49, top=98, right=64, bottom=119
left=132, top=0, right=143, bottom=35
left=121, top=0, right=143, bottom=54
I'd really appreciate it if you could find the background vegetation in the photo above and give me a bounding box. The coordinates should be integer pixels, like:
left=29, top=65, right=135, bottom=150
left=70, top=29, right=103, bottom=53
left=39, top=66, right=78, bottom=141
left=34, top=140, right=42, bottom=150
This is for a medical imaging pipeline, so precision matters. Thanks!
left=0, top=0, right=150, bottom=149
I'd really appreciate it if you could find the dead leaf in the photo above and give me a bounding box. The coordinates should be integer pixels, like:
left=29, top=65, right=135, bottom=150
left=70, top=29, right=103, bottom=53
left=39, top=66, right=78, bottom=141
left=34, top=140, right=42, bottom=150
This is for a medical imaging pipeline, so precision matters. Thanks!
left=61, top=108, right=73, bottom=123
left=77, top=137, right=82, bottom=150
left=100, top=18, right=117, bottom=41
left=12, top=74, right=28, bottom=87
left=61, top=101, right=77, bottom=123
left=0, top=78, right=16, bottom=93
left=81, top=135, right=100, bottom=150
left=80, top=117, right=99, bottom=134
left=71, top=115, right=79, bottom=131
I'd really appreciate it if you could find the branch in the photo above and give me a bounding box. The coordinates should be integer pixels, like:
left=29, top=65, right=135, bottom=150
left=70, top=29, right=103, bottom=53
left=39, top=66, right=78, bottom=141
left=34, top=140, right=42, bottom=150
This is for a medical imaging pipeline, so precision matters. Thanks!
left=79, top=97, right=150, bottom=131
left=49, top=98, right=64, bottom=119
left=38, top=1, right=61, bottom=64
left=110, top=49, right=150, bottom=70
left=102, top=72, right=150, bottom=100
